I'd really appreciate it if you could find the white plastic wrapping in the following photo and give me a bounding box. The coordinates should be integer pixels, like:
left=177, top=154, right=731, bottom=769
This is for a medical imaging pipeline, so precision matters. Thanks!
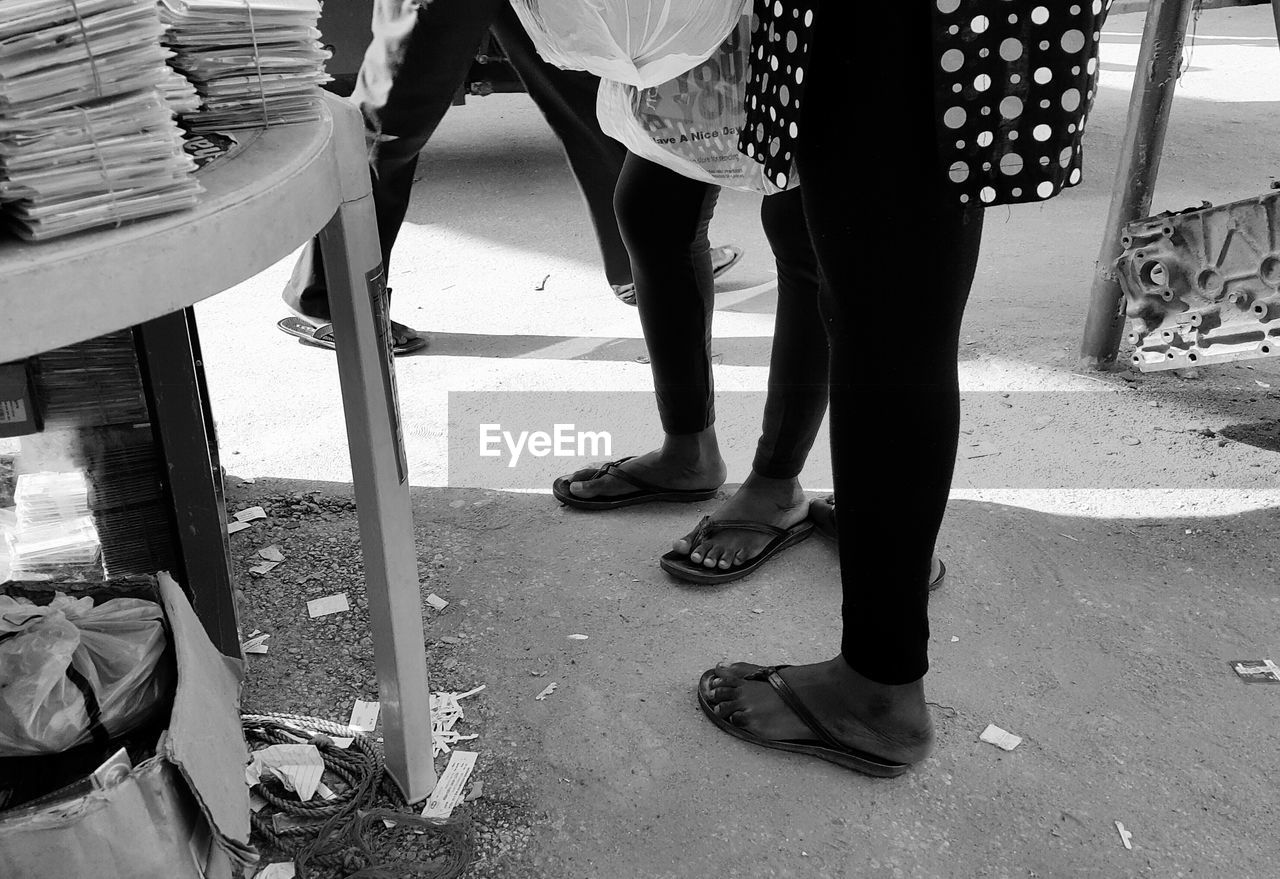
left=0, top=592, right=171, bottom=756
left=596, top=15, right=794, bottom=194
left=509, top=0, right=749, bottom=88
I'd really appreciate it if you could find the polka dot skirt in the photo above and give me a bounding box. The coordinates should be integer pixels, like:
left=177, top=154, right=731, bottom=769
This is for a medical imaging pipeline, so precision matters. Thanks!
left=739, top=0, right=1113, bottom=207
left=737, top=0, right=813, bottom=191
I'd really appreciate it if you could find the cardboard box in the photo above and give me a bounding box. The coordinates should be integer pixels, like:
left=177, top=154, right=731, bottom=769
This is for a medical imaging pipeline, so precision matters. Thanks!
left=0, top=573, right=255, bottom=878
left=0, top=361, right=40, bottom=438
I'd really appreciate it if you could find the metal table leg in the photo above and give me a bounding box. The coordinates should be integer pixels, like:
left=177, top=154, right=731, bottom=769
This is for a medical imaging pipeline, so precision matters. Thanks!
left=318, top=104, right=435, bottom=802
left=1079, top=0, right=1193, bottom=370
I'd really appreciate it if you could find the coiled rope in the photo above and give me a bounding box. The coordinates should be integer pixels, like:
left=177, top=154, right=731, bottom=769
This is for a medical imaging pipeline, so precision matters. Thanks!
left=242, top=713, right=471, bottom=879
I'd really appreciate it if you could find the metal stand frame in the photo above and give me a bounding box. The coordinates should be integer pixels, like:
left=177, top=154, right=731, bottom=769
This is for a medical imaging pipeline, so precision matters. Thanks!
left=1080, top=0, right=1280, bottom=369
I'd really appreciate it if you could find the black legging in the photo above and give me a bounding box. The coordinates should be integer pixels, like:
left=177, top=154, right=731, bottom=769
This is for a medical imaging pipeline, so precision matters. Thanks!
left=614, top=154, right=829, bottom=478
left=795, top=8, right=985, bottom=684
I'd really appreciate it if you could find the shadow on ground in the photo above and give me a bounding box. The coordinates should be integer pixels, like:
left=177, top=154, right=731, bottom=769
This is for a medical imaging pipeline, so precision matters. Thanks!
left=228, top=475, right=1279, bottom=879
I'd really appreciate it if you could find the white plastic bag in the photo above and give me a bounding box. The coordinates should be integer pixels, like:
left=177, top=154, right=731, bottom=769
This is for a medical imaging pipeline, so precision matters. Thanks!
left=0, top=592, right=172, bottom=755
left=597, top=15, right=793, bottom=195
left=510, top=0, right=750, bottom=88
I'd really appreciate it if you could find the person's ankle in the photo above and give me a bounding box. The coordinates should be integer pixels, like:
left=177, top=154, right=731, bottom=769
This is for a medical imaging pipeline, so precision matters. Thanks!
left=739, top=470, right=805, bottom=498
left=658, top=427, right=724, bottom=470
left=831, top=658, right=931, bottom=729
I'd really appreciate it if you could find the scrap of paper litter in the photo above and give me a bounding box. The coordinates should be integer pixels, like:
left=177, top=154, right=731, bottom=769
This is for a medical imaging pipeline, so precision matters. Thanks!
left=249, top=562, right=279, bottom=575
left=1115, top=820, right=1133, bottom=850
left=316, top=781, right=338, bottom=801
left=567, top=633, right=588, bottom=640
left=227, top=521, right=252, bottom=534
left=256, top=863, right=296, bottom=879
left=242, top=633, right=270, bottom=654
left=431, top=685, right=485, bottom=757
left=420, top=750, right=478, bottom=819
left=1230, top=659, right=1280, bottom=683
left=535, top=682, right=558, bottom=700
left=348, top=699, right=380, bottom=732
left=234, top=506, right=267, bottom=522
left=253, top=744, right=324, bottom=801
left=979, top=723, right=1022, bottom=751
left=307, top=593, right=350, bottom=618
left=426, top=593, right=449, bottom=610
left=259, top=545, right=285, bottom=562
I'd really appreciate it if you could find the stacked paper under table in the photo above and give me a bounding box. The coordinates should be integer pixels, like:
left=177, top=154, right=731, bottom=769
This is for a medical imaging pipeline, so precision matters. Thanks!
left=0, top=0, right=201, bottom=240
left=160, top=0, right=331, bottom=132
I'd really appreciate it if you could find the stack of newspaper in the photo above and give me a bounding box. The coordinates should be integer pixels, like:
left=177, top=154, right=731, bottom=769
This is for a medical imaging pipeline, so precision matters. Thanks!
left=160, top=0, right=331, bottom=132
left=159, top=65, right=202, bottom=116
left=0, top=0, right=201, bottom=240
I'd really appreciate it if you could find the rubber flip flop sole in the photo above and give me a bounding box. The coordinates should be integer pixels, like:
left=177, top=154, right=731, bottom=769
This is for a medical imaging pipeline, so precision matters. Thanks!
left=277, top=316, right=427, bottom=356
left=551, top=477, right=719, bottom=510
left=659, top=519, right=815, bottom=585
left=696, top=669, right=910, bottom=778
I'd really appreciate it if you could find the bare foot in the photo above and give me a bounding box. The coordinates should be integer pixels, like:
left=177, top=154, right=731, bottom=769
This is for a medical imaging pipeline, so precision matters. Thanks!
left=565, top=428, right=726, bottom=500
left=671, top=472, right=809, bottom=570
left=700, top=657, right=934, bottom=766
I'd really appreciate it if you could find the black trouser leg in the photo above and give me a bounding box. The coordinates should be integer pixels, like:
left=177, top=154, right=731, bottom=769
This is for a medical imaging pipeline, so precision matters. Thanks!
left=798, top=7, right=985, bottom=684
left=285, top=0, right=633, bottom=318
left=614, top=154, right=719, bottom=435
left=284, top=0, right=504, bottom=320
left=490, top=7, right=632, bottom=288
left=753, top=188, right=829, bottom=480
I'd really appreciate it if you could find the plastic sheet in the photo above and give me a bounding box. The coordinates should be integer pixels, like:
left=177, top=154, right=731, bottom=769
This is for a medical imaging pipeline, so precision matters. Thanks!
left=0, top=592, right=171, bottom=756
left=596, top=15, right=793, bottom=194
left=510, top=0, right=749, bottom=88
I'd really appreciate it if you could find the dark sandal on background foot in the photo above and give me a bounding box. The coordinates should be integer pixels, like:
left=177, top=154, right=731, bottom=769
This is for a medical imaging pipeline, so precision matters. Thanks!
left=697, top=663, right=911, bottom=777
left=552, top=457, right=721, bottom=511
left=277, top=315, right=427, bottom=356
left=660, top=516, right=814, bottom=585
left=612, top=244, right=745, bottom=305
left=809, top=495, right=946, bottom=590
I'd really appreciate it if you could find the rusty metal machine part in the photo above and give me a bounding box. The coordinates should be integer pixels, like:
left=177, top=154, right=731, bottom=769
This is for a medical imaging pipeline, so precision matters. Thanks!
left=1117, top=188, right=1280, bottom=371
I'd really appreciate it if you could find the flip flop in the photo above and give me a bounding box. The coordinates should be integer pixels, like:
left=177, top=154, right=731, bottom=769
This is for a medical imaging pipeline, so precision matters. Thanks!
left=809, top=496, right=947, bottom=590
left=659, top=516, right=814, bottom=585
left=612, top=244, right=745, bottom=306
left=697, top=663, right=911, bottom=777
left=551, top=456, right=721, bottom=510
left=277, top=316, right=427, bottom=356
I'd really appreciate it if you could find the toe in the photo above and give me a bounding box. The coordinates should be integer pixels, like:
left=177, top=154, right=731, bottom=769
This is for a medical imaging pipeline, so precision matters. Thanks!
left=716, top=661, right=764, bottom=681
left=673, top=524, right=704, bottom=557
left=701, top=544, right=723, bottom=568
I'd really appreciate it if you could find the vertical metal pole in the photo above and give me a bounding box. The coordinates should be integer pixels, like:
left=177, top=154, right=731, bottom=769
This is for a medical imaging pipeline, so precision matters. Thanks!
left=318, top=95, right=435, bottom=802
left=1078, top=0, right=1193, bottom=370
left=135, top=309, right=240, bottom=659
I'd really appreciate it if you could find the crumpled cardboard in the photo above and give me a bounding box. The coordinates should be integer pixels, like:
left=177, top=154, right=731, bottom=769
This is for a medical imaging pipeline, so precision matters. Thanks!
left=0, top=572, right=255, bottom=878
